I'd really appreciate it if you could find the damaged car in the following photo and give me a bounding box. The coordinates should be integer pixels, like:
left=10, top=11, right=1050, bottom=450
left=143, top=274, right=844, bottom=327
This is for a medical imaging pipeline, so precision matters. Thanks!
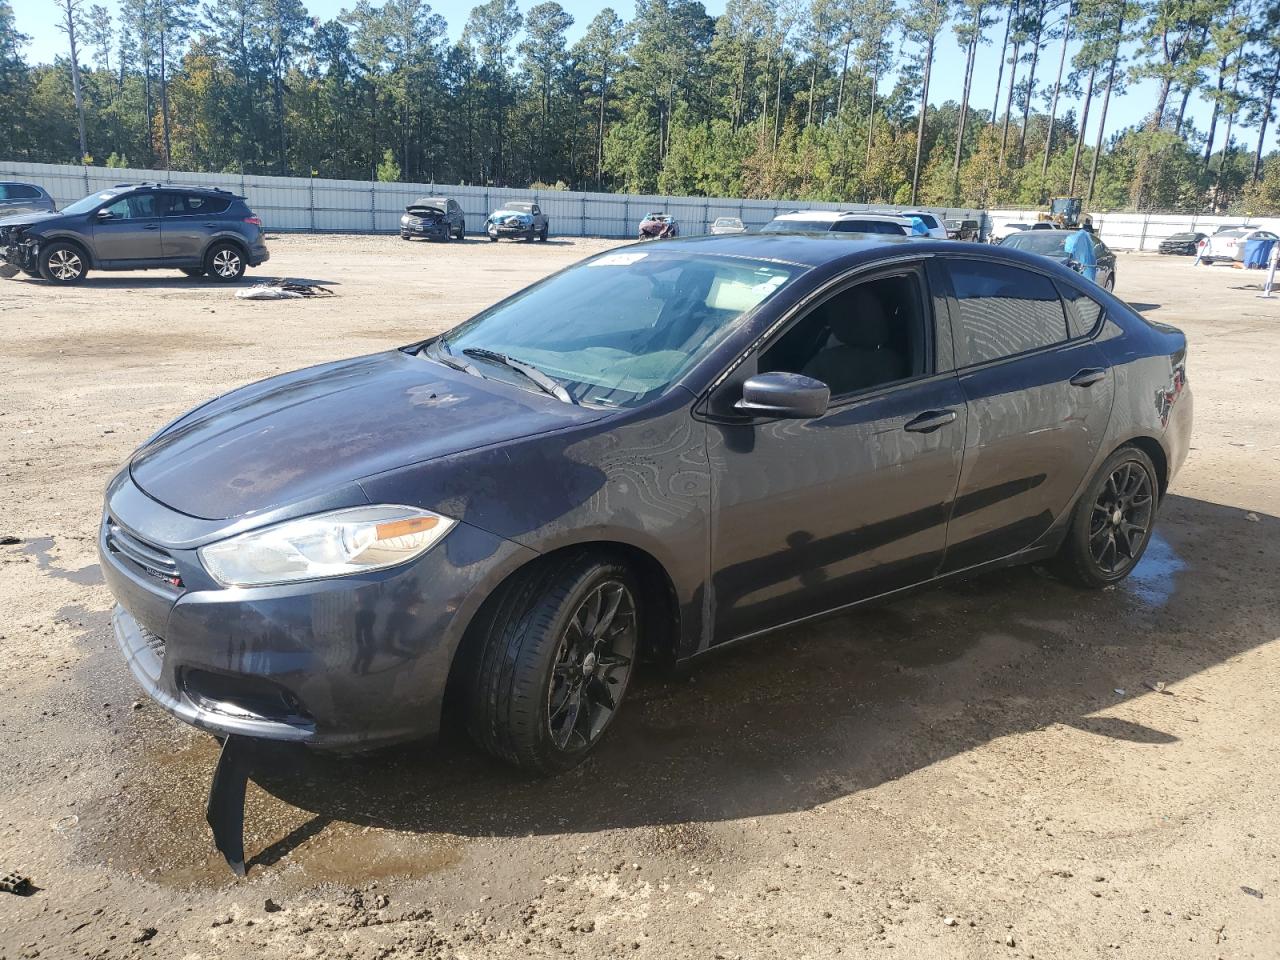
left=1, top=183, right=268, bottom=283
left=485, top=201, right=549, bottom=241
left=638, top=212, right=678, bottom=239
left=103, top=229, right=1191, bottom=858
left=400, top=196, right=465, bottom=241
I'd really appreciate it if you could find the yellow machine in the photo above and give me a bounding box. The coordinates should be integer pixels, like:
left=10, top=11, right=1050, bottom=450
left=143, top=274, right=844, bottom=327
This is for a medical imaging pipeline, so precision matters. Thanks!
left=1039, top=197, right=1092, bottom=230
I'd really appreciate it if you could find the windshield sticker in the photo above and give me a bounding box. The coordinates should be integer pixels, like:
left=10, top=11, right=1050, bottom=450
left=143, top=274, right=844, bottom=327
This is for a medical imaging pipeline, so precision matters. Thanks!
left=589, top=252, right=649, bottom=267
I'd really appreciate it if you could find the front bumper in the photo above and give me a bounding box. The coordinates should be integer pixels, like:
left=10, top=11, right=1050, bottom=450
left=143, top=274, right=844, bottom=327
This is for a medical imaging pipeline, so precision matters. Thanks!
left=100, top=475, right=535, bottom=750
left=488, top=223, right=534, bottom=239
left=401, top=221, right=449, bottom=239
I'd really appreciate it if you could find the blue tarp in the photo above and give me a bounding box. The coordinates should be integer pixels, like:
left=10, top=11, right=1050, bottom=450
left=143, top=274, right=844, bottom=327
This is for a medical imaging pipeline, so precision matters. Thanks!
left=1243, top=237, right=1276, bottom=269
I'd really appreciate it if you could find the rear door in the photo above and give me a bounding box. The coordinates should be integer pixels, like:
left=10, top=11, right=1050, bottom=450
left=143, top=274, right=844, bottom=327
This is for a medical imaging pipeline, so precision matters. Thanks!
left=936, top=256, right=1114, bottom=571
left=91, top=192, right=163, bottom=264
left=161, top=192, right=232, bottom=262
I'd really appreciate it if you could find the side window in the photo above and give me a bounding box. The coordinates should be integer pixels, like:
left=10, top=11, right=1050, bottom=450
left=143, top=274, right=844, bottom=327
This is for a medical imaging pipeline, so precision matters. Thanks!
left=102, top=195, right=155, bottom=219
left=166, top=194, right=230, bottom=216
left=946, top=259, right=1068, bottom=365
left=760, top=272, right=928, bottom=398
left=532, top=204, right=541, bottom=216
left=1059, top=284, right=1105, bottom=338
left=2, top=184, right=39, bottom=200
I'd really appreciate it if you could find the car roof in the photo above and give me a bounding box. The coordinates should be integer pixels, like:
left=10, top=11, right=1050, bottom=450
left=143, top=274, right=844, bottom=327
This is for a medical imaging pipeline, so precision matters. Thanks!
left=647, top=234, right=1109, bottom=284
left=774, top=210, right=908, bottom=224
left=410, top=196, right=449, bottom=206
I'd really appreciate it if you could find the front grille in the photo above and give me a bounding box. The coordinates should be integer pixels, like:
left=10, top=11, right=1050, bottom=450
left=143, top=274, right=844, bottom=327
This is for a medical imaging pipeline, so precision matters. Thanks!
left=106, top=519, right=182, bottom=587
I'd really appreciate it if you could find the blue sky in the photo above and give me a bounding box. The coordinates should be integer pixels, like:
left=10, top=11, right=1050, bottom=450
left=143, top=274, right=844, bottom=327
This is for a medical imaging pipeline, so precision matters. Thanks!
left=12, top=0, right=1277, bottom=158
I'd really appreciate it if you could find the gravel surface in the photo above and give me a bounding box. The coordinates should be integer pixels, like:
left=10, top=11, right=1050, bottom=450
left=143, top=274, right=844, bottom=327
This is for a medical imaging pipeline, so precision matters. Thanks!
left=1, top=236, right=1278, bottom=959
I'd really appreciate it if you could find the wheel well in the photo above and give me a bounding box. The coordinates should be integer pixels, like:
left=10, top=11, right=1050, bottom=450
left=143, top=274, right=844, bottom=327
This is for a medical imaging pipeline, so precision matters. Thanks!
left=1122, top=436, right=1169, bottom=499
left=443, top=541, right=682, bottom=718
left=204, top=236, right=248, bottom=261
left=42, top=235, right=94, bottom=268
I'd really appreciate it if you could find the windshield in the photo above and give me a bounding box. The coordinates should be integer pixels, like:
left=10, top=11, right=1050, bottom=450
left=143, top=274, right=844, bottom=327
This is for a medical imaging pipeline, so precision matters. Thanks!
left=436, top=250, right=803, bottom=407
left=61, top=190, right=124, bottom=215
left=502, top=203, right=533, bottom=213
left=1002, top=232, right=1073, bottom=256
left=760, top=218, right=832, bottom=233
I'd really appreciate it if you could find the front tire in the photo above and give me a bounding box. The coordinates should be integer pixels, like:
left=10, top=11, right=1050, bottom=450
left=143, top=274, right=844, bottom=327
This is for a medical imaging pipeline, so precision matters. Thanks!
left=538, top=225, right=548, bottom=242
left=205, top=242, right=246, bottom=282
left=467, top=554, right=640, bottom=775
left=40, top=242, right=88, bottom=284
left=1055, top=446, right=1158, bottom=588
left=456, top=221, right=465, bottom=240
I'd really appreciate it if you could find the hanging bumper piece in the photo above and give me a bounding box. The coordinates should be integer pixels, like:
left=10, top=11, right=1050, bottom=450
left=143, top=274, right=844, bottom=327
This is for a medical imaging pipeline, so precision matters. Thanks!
left=206, top=735, right=252, bottom=877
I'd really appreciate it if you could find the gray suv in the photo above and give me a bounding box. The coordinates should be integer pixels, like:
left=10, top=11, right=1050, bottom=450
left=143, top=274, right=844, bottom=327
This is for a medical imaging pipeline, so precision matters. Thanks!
left=0, top=181, right=56, bottom=217
left=0, top=183, right=269, bottom=284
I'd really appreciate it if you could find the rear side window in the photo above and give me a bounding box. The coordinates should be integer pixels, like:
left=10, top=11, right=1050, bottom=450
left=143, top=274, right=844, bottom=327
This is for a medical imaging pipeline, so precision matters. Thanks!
left=1, top=183, right=41, bottom=200
left=1059, top=284, right=1105, bottom=338
left=165, top=193, right=231, bottom=216
left=946, top=259, right=1068, bottom=365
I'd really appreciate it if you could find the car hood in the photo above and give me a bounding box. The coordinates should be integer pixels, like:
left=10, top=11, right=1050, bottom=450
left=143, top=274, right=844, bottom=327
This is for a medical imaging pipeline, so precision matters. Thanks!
left=0, top=210, right=61, bottom=229
left=490, top=210, right=532, bottom=222
left=406, top=205, right=444, bottom=216
left=129, top=350, right=604, bottom=520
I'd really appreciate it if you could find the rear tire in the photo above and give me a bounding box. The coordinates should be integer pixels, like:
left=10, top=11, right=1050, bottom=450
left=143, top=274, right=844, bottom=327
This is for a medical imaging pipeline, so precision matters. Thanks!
left=39, top=242, right=88, bottom=284
left=1054, top=446, right=1159, bottom=589
left=204, top=242, right=246, bottom=282
left=467, top=553, right=640, bottom=775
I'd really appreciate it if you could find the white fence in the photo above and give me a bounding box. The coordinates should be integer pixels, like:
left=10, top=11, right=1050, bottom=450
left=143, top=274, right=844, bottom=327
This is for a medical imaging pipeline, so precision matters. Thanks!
left=989, top=208, right=1280, bottom=252
left=0, top=160, right=983, bottom=239
left=5, top=160, right=1275, bottom=249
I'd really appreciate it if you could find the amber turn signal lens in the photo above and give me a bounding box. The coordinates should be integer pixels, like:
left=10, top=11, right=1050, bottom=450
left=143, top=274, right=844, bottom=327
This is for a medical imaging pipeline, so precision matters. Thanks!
left=375, top=516, right=440, bottom=540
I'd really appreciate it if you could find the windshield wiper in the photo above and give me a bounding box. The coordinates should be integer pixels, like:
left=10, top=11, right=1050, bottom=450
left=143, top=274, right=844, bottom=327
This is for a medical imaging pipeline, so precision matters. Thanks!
left=422, top=339, right=483, bottom=378
left=461, top=347, right=578, bottom=405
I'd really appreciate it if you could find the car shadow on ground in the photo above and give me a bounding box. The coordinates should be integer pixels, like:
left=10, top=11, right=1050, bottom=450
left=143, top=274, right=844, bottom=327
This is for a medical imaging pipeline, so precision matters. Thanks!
left=227, top=493, right=1274, bottom=859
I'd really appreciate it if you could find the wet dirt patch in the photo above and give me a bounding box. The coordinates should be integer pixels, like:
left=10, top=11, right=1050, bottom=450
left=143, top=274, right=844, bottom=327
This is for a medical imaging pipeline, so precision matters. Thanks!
left=24, top=537, right=103, bottom=586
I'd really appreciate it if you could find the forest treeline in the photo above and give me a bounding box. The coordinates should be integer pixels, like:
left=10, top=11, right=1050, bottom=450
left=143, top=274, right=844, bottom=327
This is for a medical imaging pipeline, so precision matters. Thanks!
left=3, top=0, right=1279, bottom=212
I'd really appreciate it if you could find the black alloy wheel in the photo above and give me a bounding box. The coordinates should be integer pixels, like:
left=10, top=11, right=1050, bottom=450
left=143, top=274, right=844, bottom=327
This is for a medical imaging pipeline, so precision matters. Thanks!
left=467, top=554, right=640, bottom=774
left=1056, top=446, right=1158, bottom=588
left=546, top=580, right=637, bottom=752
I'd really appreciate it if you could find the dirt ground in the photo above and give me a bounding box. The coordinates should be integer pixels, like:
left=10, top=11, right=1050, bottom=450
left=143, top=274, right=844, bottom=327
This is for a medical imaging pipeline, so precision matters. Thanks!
left=1, top=235, right=1278, bottom=960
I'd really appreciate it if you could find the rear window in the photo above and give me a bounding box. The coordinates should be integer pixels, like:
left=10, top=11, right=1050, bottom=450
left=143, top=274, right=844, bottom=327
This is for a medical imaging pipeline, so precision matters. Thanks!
left=831, top=219, right=905, bottom=235
left=1, top=183, right=42, bottom=200
left=946, top=259, right=1069, bottom=365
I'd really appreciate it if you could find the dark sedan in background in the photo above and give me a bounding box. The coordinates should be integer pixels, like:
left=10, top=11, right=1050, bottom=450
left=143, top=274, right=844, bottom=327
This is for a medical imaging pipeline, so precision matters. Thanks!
left=400, top=196, right=465, bottom=241
left=1000, top=228, right=1117, bottom=291
left=102, top=233, right=1189, bottom=784
left=1158, top=231, right=1206, bottom=256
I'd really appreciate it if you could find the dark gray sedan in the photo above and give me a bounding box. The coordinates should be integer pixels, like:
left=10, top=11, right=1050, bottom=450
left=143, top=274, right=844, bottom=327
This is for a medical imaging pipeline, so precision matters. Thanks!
left=102, top=234, right=1190, bottom=783
left=1000, top=228, right=1117, bottom=291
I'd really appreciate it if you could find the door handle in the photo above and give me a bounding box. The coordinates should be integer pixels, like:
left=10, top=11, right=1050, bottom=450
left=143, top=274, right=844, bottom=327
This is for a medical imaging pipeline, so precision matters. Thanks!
left=904, top=409, right=957, bottom=433
left=204, top=222, right=218, bottom=228
left=1070, top=367, right=1107, bottom=387
left=143, top=223, right=159, bottom=230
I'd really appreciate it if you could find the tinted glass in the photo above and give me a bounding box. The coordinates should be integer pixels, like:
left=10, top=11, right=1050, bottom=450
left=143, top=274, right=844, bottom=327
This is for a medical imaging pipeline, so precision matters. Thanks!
left=439, top=251, right=802, bottom=407
left=1060, top=284, right=1105, bottom=338
left=831, top=220, right=904, bottom=235
left=165, top=194, right=231, bottom=216
left=1, top=183, right=40, bottom=199
left=947, top=259, right=1068, bottom=365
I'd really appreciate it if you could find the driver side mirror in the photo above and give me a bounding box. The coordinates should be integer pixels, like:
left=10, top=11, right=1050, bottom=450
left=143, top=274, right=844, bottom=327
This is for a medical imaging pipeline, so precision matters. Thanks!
left=735, top=372, right=830, bottom=419
left=96, top=209, right=114, bottom=221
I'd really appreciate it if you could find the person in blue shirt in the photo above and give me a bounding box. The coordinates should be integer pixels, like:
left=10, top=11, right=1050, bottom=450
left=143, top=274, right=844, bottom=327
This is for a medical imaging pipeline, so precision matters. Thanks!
left=1065, top=226, right=1098, bottom=283
left=908, top=215, right=930, bottom=237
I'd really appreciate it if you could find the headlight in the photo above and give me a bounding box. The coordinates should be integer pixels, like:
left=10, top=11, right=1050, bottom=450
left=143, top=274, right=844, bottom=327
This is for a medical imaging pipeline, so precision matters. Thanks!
left=199, top=505, right=455, bottom=587
left=400, top=214, right=410, bottom=224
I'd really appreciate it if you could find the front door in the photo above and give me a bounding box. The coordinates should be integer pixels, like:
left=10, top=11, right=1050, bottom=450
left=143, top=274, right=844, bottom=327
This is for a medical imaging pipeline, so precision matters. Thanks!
left=91, top=192, right=163, bottom=264
left=707, top=263, right=967, bottom=644
left=936, top=256, right=1114, bottom=572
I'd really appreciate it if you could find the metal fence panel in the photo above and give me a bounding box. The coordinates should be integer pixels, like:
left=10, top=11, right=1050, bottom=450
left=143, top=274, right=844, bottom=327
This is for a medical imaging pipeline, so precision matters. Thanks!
left=5, top=160, right=1277, bottom=244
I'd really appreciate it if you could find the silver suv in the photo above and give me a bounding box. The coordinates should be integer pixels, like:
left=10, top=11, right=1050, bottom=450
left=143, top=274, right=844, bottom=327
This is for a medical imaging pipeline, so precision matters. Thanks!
left=0, top=181, right=56, bottom=217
